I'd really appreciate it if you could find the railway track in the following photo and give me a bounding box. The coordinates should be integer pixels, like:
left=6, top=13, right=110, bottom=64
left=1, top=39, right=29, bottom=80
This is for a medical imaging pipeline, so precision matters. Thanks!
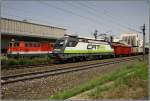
left=1, top=55, right=142, bottom=71
left=2, top=63, right=53, bottom=70
left=1, top=56, right=141, bottom=85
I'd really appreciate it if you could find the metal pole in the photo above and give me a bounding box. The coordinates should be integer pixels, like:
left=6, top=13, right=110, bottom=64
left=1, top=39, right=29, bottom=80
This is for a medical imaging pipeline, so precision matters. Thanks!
left=94, top=29, right=98, bottom=40
left=142, top=24, right=145, bottom=61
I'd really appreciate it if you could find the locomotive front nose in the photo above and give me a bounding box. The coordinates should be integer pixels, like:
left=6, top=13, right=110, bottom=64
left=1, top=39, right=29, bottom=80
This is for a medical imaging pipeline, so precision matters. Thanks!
left=53, top=38, right=66, bottom=54
left=52, top=48, right=64, bottom=60
left=52, top=38, right=67, bottom=61
left=53, top=48, right=63, bottom=53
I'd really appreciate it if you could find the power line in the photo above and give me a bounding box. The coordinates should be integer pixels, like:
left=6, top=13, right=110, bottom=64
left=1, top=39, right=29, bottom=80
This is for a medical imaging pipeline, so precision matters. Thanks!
left=2, top=6, right=67, bottom=28
left=4, top=1, right=127, bottom=36
left=65, top=1, right=128, bottom=33
left=83, top=2, right=141, bottom=33
left=3, top=11, right=93, bottom=36
left=3, top=6, right=93, bottom=33
left=3, top=1, right=142, bottom=37
left=64, top=2, right=115, bottom=30
left=3, top=3, right=108, bottom=35
left=78, top=2, right=128, bottom=30
left=39, top=1, right=114, bottom=31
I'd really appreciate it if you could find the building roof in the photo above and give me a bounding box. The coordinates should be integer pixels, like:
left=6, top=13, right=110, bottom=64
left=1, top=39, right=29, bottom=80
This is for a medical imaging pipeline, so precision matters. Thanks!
left=1, top=17, right=66, bottom=30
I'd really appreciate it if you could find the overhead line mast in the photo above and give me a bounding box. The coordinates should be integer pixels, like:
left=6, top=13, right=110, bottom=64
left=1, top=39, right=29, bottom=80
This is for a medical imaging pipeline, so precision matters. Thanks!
left=142, top=24, right=146, bottom=60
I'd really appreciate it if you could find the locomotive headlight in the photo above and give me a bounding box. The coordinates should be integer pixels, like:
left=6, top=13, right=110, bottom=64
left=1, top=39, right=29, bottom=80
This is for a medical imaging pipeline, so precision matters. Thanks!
left=54, top=49, right=61, bottom=51
left=53, top=48, right=63, bottom=53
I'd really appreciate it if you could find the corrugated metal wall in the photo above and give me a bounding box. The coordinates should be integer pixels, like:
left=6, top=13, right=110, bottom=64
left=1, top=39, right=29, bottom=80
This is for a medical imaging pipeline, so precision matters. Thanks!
left=1, top=18, right=66, bottom=38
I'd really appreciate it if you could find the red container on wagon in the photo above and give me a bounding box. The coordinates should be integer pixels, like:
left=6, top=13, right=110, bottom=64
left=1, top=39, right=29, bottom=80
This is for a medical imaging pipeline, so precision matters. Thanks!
left=111, top=42, right=132, bottom=56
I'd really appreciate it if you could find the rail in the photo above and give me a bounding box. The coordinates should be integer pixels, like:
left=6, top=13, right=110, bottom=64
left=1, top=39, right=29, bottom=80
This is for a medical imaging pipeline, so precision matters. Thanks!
left=1, top=56, right=141, bottom=85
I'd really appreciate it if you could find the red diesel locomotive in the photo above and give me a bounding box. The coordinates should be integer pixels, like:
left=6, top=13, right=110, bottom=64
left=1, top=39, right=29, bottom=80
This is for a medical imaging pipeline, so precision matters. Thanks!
left=7, top=41, right=54, bottom=56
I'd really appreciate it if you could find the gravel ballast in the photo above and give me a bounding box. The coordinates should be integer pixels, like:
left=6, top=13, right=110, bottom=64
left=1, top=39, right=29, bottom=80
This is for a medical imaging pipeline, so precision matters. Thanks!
left=2, top=60, right=139, bottom=99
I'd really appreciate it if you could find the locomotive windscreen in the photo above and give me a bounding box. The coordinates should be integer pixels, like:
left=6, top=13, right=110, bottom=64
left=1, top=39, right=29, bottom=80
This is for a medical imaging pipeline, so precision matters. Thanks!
left=54, top=39, right=65, bottom=48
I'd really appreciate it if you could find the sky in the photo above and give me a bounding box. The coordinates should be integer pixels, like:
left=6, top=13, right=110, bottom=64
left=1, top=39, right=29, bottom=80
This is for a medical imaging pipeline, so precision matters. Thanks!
left=1, top=0, right=149, bottom=42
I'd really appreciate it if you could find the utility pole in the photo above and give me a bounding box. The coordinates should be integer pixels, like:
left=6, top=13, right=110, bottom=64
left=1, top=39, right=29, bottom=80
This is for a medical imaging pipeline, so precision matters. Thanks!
left=110, top=35, right=113, bottom=43
left=93, top=30, right=112, bottom=41
left=142, top=24, right=146, bottom=61
left=93, top=29, right=98, bottom=40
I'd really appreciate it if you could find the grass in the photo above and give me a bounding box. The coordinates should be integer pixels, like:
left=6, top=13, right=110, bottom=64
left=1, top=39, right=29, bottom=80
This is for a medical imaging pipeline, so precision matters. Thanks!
left=88, top=61, right=148, bottom=99
left=1, top=56, right=52, bottom=69
left=49, top=60, right=148, bottom=99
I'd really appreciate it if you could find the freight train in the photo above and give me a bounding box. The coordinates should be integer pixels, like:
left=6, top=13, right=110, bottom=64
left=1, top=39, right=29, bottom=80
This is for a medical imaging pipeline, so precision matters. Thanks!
left=7, top=35, right=148, bottom=61
left=52, top=35, right=145, bottom=62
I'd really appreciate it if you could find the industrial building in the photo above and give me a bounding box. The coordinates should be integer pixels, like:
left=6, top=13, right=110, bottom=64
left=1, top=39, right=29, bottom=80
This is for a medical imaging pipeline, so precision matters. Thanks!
left=120, top=33, right=141, bottom=46
left=1, top=17, right=66, bottom=53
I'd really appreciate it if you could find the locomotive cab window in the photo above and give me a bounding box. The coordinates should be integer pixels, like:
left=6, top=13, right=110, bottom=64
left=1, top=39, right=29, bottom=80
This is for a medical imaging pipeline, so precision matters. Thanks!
left=14, top=43, right=19, bottom=47
left=25, top=43, right=29, bottom=47
left=29, top=43, right=33, bottom=47
left=9, top=43, right=13, bottom=47
left=67, top=41, right=77, bottom=47
left=87, top=45, right=93, bottom=49
left=49, top=44, right=54, bottom=47
left=37, top=43, right=40, bottom=47
left=55, top=40, right=65, bottom=48
left=51, top=44, right=54, bottom=47
left=33, top=43, right=37, bottom=47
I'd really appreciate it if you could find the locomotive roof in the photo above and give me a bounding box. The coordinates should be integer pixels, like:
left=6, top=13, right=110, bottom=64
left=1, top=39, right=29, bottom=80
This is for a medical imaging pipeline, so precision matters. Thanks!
left=9, top=41, right=53, bottom=43
left=64, top=35, right=107, bottom=42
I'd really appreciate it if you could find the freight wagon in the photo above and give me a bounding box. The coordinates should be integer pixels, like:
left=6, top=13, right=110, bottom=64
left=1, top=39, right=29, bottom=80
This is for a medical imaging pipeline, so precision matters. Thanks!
left=131, top=47, right=143, bottom=55
left=111, top=42, right=132, bottom=57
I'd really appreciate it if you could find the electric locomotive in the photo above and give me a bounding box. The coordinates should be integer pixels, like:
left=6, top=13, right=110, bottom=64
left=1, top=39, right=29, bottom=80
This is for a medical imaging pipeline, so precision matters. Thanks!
left=53, top=35, right=114, bottom=61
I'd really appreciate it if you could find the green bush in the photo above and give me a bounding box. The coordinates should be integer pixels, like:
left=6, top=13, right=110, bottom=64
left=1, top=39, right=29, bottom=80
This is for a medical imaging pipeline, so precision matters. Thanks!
left=1, top=58, right=8, bottom=66
left=7, top=58, right=19, bottom=66
left=33, top=57, right=49, bottom=64
left=1, top=56, right=53, bottom=69
left=18, top=58, right=32, bottom=65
